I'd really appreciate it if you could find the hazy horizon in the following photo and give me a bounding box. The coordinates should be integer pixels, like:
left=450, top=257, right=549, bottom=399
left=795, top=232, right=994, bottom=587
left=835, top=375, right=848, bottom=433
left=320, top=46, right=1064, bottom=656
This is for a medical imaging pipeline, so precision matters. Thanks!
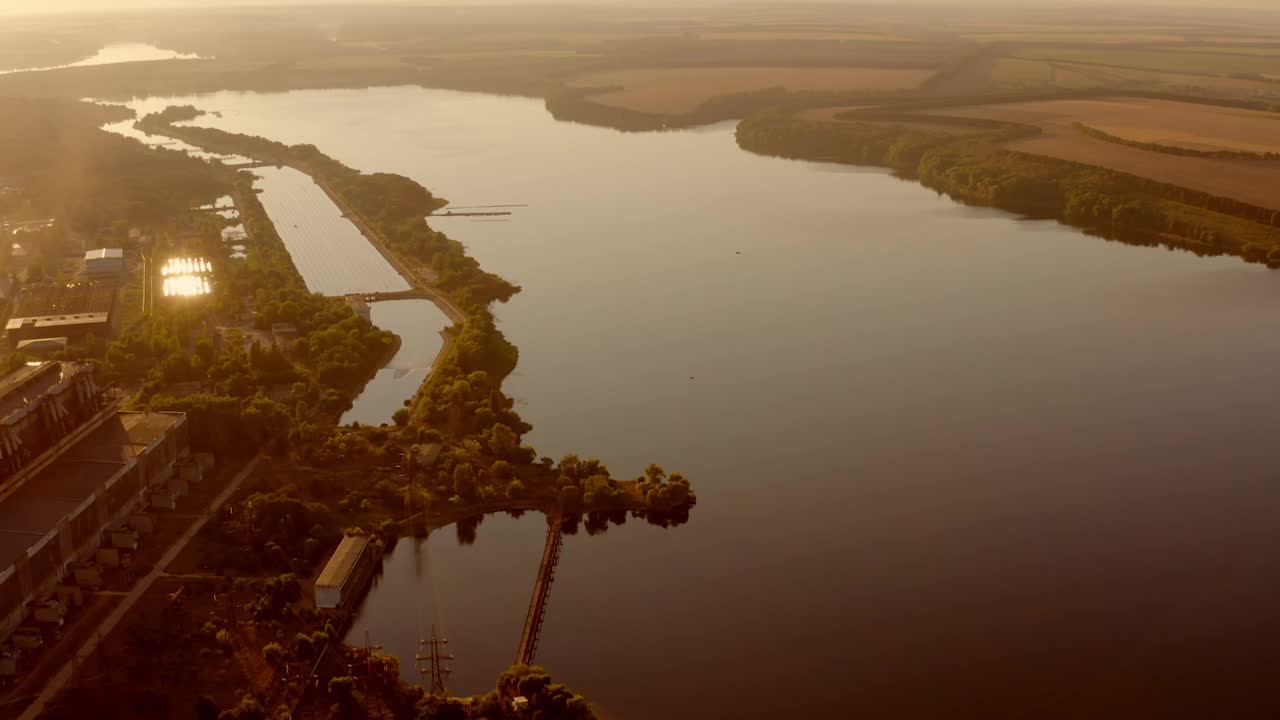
left=4, top=0, right=1280, bottom=15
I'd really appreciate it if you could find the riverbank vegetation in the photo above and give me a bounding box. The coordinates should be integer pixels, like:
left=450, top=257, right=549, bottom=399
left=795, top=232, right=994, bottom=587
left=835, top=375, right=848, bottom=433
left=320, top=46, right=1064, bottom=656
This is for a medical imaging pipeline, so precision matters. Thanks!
left=101, top=116, right=695, bottom=720
left=106, top=170, right=396, bottom=454
left=736, top=110, right=1280, bottom=266
left=133, top=106, right=694, bottom=514
left=137, top=107, right=518, bottom=307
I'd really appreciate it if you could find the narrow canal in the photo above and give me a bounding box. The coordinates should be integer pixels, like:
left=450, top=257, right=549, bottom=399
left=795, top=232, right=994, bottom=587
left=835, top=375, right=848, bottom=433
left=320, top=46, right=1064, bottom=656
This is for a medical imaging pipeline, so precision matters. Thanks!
left=340, top=299, right=450, bottom=426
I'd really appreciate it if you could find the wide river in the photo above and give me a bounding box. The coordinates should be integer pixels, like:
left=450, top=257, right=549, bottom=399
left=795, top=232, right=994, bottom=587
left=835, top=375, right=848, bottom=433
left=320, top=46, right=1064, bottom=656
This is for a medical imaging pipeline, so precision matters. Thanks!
left=130, top=87, right=1280, bottom=718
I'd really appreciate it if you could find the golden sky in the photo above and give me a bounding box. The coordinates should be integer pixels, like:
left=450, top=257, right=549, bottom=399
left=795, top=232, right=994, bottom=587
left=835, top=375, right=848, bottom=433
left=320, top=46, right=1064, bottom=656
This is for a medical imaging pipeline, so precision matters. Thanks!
left=2, top=0, right=1278, bottom=15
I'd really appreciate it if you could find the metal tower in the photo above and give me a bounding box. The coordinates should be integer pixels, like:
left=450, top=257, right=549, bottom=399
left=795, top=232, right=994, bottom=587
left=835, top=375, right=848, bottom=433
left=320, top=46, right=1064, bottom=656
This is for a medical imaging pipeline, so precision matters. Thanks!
left=416, top=624, right=453, bottom=697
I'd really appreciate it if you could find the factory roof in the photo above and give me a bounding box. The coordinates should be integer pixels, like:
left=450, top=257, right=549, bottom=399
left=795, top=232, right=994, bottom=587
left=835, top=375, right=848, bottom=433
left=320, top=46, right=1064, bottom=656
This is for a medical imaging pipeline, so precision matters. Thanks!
left=5, top=313, right=109, bottom=332
left=15, top=338, right=68, bottom=355
left=0, top=412, right=183, bottom=569
left=10, top=282, right=114, bottom=320
left=0, top=362, right=67, bottom=420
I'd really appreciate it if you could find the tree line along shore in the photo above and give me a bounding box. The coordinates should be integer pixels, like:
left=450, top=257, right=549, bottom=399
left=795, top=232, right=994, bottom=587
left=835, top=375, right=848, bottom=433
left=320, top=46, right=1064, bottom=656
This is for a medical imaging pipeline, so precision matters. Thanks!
left=735, top=97, right=1280, bottom=268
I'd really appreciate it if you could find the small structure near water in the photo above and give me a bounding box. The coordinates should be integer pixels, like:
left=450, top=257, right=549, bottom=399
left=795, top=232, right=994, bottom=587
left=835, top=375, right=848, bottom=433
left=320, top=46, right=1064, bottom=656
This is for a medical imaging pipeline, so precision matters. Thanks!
left=315, top=534, right=377, bottom=610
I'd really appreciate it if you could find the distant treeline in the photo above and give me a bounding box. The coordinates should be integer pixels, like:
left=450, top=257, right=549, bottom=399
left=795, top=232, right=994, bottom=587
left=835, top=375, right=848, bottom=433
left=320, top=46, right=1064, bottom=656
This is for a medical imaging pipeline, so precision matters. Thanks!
left=545, top=87, right=681, bottom=132
left=546, top=85, right=927, bottom=132
left=736, top=111, right=1280, bottom=266
left=1073, top=122, right=1280, bottom=161
left=865, top=87, right=1280, bottom=116
left=0, top=98, right=229, bottom=231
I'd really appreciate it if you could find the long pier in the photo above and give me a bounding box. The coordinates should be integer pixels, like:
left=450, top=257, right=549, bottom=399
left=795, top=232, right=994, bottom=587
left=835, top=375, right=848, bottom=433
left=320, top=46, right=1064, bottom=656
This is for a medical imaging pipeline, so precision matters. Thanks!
left=515, top=512, right=564, bottom=666
left=428, top=203, right=525, bottom=218
left=347, top=289, right=436, bottom=303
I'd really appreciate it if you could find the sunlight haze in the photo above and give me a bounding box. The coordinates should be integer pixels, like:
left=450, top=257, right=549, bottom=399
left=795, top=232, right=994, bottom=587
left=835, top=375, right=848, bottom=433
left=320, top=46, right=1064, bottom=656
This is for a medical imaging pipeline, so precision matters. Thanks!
left=3, top=0, right=1280, bottom=718
left=3, top=0, right=1280, bottom=15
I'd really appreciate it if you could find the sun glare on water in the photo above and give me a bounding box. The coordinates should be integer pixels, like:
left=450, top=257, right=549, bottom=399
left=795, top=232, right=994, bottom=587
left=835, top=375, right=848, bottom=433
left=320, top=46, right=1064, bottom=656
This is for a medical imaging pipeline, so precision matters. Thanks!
left=161, top=257, right=213, bottom=297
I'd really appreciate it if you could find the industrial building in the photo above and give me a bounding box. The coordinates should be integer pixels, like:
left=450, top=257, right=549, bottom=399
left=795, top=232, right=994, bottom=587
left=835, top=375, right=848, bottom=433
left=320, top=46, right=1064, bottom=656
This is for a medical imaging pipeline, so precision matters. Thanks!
left=0, top=362, right=106, bottom=491
left=13, top=338, right=66, bottom=357
left=0, top=362, right=190, bottom=645
left=314, top=534, right=377, bottom=610
left=83, top=248, right=124, bottom=278
left=5, top=282, right=114, bottom=348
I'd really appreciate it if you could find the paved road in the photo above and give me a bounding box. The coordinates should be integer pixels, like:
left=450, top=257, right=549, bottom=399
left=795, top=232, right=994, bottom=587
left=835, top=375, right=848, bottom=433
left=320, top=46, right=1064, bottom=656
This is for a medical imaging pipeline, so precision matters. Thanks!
left=17, top=454, right=263, bottom=720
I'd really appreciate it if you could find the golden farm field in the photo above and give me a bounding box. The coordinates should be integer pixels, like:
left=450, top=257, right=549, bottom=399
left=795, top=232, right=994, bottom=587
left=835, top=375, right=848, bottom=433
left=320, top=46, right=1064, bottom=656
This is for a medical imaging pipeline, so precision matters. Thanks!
left=1014, top=47, right=1280, bottom=76
left=1051, top=62, right=1280, bottom=99
left=928, top=98, right=1280, bottom=209
left=989, top=58, right=1110, bottom=89
left=567, top=66, right=935, bottom=114
left=964, top=32, right=1189, bottom=44
left=796, top=105, right=985, bottom=136
left=943, top=98, right=1280, bottom=154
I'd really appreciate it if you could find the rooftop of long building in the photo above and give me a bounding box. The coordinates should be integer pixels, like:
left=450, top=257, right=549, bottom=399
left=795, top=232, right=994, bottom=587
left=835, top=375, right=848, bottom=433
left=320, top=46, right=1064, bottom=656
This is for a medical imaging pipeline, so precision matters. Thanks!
left=0, top=412, right=183, bottom=570
left=9, top=282, right=115, bottom=321
left=0, top=362, right=58, bottom=401
left=0, top=361, right=78, bottom=421
left=316, top=534, right=371, bottom=590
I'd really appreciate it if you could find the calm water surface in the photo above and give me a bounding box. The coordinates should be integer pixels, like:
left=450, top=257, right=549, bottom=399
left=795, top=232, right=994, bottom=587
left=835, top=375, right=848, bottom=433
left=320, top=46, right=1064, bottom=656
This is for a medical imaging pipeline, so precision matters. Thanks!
left=342, top=299, right=449, bottom=426
left=251, top=165, right=410, bottom=295
left=126, top=87, right=1280, bottom=718
left=0, top=43, right=203, bottom=74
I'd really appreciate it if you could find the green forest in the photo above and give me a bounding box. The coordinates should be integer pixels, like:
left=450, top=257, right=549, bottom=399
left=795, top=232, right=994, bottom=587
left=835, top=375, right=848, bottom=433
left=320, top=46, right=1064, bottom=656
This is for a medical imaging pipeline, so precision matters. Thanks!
left=111, top=171, right=396, bottom=455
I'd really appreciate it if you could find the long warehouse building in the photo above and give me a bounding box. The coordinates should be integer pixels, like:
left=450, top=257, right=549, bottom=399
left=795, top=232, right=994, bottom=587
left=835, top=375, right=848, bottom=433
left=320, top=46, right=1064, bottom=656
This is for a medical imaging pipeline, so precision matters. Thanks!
left=314, top=534, right=376, bottom=610
left=0, top=362, right=189, bottom=642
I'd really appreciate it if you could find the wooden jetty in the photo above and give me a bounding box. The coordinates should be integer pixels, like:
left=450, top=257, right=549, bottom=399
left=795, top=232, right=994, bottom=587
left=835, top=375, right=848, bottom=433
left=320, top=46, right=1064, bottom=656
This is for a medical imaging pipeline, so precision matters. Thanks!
left=428, top=210, right=512, bottom=218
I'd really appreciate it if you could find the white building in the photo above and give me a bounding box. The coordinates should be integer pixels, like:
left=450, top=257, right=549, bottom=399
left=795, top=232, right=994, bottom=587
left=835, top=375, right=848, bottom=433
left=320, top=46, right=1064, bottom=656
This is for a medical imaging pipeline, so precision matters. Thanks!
left=83, top=248, right=124, bottom=277
left=314, top=535, right=376, bottom=609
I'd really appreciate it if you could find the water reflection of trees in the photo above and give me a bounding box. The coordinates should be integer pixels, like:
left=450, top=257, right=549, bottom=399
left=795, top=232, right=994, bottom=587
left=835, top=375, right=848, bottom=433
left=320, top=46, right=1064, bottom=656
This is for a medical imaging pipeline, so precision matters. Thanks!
left=456, top=514, right=484, bottom=545
left=449, top=506, right=695, bottom=546
left=575, top=506, right=691, bottom=536
left=418, top=501, right=694, bottom=548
